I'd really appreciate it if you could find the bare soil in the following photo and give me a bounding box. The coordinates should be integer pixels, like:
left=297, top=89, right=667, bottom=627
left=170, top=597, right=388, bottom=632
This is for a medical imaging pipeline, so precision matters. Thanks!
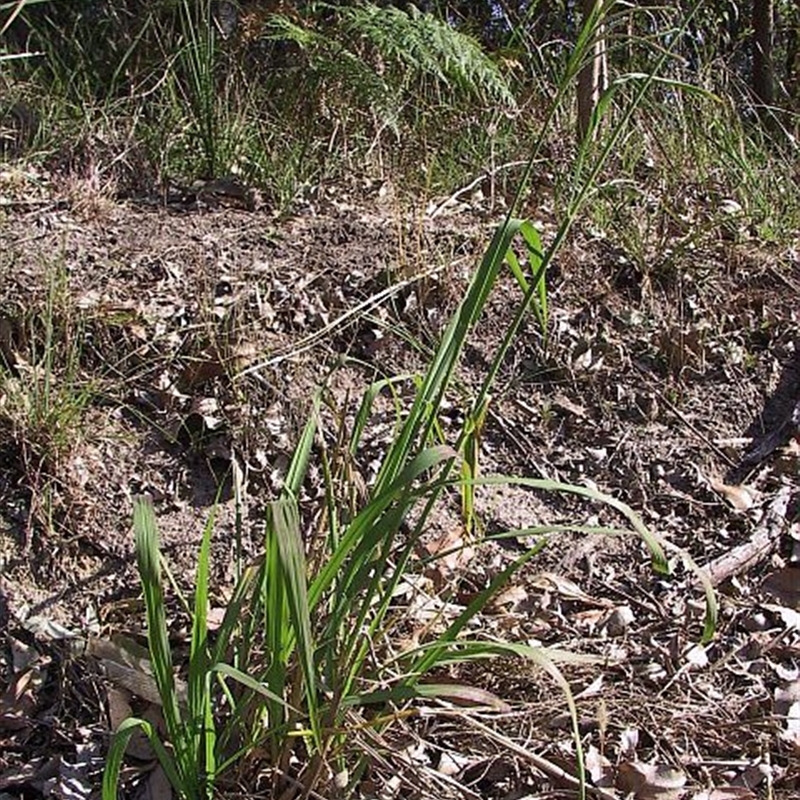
left=0, top=177, right=799, bottom=799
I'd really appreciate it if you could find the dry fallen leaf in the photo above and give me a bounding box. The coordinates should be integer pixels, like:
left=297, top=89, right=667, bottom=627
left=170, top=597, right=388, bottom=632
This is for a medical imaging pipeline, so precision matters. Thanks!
left=552, top=394, right=588, bottom=418
left=775, top=679, right=800, bottom=752
left=603, top=604, right=635, bottom=636
left=584, top=744, right=614, bottom=786
left=762, top=603, right=800, bottom=631
left=684, top=643, right=709, bottom=668
left=617, top=761, right=687, bottom=800
left=0, top=670, right=37, bottom=732
left=574, top=607, right=609, bottom=633
left=706, top=476, right=758, bottom=512
left=422, top=523, right=475, bottom=586
left=529, top=572, right=613, bottom=607
left=437, top=750, right=474, bottom=777
left=489, top=583, right=528, bottom=613
left=617, top=761, right=686, bottom=800
left=618, top=726, right=640, bottom=759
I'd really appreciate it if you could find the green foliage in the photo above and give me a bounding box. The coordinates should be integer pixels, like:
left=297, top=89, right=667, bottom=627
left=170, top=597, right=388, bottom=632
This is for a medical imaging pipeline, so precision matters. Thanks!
left=587, top=75, right=800, bottom=273
left=5, top=1, right=521, bottom=197
left=265, top=1, right=515, bottom=147
left=4, top=0, right=796, bottom=229
left=173, top=0, right=220, bottom=177
left=337, top=2, right=515, bottom=105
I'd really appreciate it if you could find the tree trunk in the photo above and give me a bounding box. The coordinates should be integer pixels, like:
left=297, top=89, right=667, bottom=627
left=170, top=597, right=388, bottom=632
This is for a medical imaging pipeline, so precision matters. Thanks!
left=752, top=0, right=774, bottom=108
left=577, top=0, right=609, bottom=143
left=786, top=14, right=800, bottom=108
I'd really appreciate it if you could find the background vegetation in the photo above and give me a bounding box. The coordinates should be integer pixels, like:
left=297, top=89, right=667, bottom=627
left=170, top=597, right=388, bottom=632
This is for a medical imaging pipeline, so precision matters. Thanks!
left=1, top=0, right=798, bottom=228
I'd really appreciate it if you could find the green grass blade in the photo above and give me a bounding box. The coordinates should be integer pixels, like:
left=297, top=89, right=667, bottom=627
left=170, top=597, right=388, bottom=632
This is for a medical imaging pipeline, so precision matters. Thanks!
left=347, top=682, right=512, bottom=711
left=501, top=220, right=547, bottom=334
left=210, top=559, right=259, bottom=666
left=665, top=543, right=719, bottom=643
left=103, top=717, right=183, bottom=800
left=350, top=373, right=410, bottom=456
left=480, top=475, right=668, bottom=573
left=188, top=507, right=215, bottom=793
left=269, top=497, right=321, bottom=748
left=372, top=221, right=522, bottom=495
left=309, top=444, right=455, bottom=608
left=213, top=662, right=302, bottom=714
left=284, top=391, right=321, bottom=498
left=262, top=516, right=289, bottom=735
left=132, top=498, right=186, bottom=747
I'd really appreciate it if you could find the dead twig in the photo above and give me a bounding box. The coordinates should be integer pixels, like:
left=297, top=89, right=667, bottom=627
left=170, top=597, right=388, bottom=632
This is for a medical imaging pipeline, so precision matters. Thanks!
left=428, top=160, right=536, bottom=218
left=455, top=712, right=619, bottom=800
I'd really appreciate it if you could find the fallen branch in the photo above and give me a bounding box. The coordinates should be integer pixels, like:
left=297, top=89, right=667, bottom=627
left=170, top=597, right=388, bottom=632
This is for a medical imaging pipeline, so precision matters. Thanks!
left=699, top=485, right=792, bottom=588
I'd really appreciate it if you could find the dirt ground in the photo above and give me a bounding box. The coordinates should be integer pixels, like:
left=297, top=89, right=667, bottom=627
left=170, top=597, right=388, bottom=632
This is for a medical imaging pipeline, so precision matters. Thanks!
left=0, top=174, right=799, bottom=799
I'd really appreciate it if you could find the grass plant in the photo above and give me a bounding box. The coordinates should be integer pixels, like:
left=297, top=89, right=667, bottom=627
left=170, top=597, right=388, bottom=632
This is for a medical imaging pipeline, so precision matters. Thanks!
left=0, top=265, right=93, bottom=542
left=94, top=4, right=729, bottom=799
left=104, top=205, right=716, bottom=793
left=174, top=0, right=220, bottom=178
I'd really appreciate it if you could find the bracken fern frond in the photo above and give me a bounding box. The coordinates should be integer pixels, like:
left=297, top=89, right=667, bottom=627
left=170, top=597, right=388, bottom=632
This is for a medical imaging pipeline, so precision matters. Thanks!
left=265, top=1, right=515, bottom=122
left=338, top=2, right=515, bottom=106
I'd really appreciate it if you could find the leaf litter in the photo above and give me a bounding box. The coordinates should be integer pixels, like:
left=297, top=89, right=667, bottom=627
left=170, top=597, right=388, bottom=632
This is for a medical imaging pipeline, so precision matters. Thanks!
left=0, top=184, right=798, bottom=798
